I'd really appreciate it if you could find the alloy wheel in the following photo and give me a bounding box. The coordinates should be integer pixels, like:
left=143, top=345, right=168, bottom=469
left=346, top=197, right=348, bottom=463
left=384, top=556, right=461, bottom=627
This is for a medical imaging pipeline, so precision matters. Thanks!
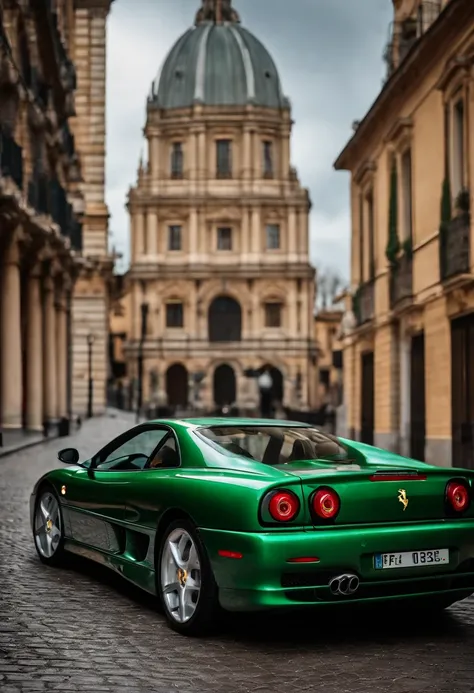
left=34, top=491, right=62, bottom=559
left=160, top=528, right=202, bottom=623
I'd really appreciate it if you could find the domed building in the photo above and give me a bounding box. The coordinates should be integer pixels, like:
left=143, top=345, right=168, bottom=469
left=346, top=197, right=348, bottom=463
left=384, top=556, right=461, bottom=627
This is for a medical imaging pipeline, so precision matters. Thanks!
left=125, top=0, right=317, bottom=413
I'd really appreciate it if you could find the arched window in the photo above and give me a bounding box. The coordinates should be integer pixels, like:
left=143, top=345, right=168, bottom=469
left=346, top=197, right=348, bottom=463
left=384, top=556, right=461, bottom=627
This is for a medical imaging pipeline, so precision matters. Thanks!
left=165, top=364, right=188, bottom=408
left=261, top=364, right=284, bottom=402
left=213, top=364, right=236, bottom=406
left=208, top=296, right=242, bottom=342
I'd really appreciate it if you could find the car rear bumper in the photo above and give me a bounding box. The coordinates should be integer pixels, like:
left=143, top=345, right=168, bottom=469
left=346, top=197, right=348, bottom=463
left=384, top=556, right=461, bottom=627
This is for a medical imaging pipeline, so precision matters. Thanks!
left=199, top=521, right=474, bottom=611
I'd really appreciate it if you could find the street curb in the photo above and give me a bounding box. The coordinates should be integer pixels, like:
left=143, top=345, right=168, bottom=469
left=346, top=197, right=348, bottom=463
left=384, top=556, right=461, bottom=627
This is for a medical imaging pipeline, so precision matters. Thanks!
left=0, top=411, right=130, bottom=460
left=0, top=434, right=59, bottom=459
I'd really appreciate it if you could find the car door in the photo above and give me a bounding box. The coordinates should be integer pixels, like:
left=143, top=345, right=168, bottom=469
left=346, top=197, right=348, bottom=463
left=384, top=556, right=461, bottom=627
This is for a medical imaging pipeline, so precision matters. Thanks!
left=63, top=425, right=168, bottom=554
left=122, top=429, right=182, bottom=531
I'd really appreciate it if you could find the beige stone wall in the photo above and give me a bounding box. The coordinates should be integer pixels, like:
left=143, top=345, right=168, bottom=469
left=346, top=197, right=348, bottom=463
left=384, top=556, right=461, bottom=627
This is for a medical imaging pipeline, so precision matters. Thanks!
left=336, top=0, right=474, bottom=464
left=124, top=98, right=317, bottom=412
left=314, top=310, right=343, bottom=405
left=0, top=1, right=83, bottom=435
left=70, top=0, right=113, bottom=416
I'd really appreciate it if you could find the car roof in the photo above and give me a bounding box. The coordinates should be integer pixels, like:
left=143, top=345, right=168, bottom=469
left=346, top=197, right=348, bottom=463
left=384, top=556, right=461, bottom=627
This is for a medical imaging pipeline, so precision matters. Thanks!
left=146, top=417, right=313, bottom=429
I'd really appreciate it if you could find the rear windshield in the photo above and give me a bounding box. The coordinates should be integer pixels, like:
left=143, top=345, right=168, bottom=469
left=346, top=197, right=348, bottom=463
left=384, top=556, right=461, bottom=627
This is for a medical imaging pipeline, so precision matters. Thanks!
left=197, top=425, right=349, bottom=465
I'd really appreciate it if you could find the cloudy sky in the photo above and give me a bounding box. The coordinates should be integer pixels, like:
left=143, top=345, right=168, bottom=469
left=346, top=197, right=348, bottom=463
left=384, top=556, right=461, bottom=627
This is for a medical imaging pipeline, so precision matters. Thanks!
left=105, top=0, right=392, bottom=281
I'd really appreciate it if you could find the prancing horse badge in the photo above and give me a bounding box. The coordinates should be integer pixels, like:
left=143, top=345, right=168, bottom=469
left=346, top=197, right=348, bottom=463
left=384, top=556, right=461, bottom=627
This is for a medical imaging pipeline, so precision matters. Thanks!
left=398, top=489, right=408, bottom=511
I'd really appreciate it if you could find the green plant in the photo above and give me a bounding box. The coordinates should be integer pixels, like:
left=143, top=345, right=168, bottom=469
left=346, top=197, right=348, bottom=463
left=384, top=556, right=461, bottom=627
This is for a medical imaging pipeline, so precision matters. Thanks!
left=352, top=286, right=361, bottom=322
left=386, top=160, right=400, bottom=266
left=455, top=188, right=470, bottom=214
left=438, top=176, right=452, bottom=252
left=402, top=236, right=413, bottom=260
left=440, top=176, right=452, bottom=224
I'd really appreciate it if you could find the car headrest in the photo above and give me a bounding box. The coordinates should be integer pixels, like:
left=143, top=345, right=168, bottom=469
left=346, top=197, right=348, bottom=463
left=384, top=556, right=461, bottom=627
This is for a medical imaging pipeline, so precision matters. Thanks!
left=152, top=446, right=179, bottom=468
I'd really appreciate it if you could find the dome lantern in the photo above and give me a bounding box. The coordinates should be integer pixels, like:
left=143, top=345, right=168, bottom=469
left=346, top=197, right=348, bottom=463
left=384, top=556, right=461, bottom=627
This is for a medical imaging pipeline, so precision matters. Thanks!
left=195, top=0, right=240, bottom=25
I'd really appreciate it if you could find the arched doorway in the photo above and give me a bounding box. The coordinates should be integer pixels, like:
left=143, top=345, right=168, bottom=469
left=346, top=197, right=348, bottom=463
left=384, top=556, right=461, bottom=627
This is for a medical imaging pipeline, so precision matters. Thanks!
left=208, top=296, right=242, bottom=342
left=261, top=364, right=284, bottom=402
left=213, top=364, right=236, bottom=406
left=165, top=364, right=188, bottom=408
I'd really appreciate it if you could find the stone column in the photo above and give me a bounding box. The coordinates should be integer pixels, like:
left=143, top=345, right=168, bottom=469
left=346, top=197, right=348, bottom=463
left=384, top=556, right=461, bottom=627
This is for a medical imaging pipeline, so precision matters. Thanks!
left=288, top=281, right=298, bottom=335
left=150, top=133, right=160, bottom=179
left=146, top=210, right=158, bottom=257
left=281, top=127, right=290, bottom=179
left=298, top=208, right=309, bottom=259
left=288, top=206, right=297, bottom=260
left=43, top=276, right=57, bottom=423
left=134, top=211, right=145, bottom=259
left=243, top=126, right=251, bottom=179
left=188, top=130, right=197, bottom=197
left=241, top=207, right=250, bottom=262
left=253, top=131, right=261, bottom=179
left=251, top=208, right=261, bottom=256
left=25, top=266, right=43, bottom=431
left=189, top=130, right=197, bottom=179
left=0, top=237, right=23, bottom=430
left=56, top=287, right=68, bottom=419
left=189, top=208, right=198, bottom=260
left=198, top=128, right=206, bottom=179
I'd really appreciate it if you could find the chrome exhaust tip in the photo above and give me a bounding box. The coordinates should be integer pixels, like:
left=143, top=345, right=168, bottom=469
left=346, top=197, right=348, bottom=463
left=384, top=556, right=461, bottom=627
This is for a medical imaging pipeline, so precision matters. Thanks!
left=328, top=573, right=360, bottom=596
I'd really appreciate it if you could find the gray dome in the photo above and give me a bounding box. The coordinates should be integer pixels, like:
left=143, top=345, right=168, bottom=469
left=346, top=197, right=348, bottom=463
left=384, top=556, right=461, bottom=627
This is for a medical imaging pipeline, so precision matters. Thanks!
left=150, top=7, right=289, bottom=110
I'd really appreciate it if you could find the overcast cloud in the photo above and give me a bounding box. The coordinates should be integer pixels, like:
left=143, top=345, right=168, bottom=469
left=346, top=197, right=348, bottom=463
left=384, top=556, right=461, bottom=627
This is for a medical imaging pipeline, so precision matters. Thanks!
left=105, top=0, right=392, bottom=281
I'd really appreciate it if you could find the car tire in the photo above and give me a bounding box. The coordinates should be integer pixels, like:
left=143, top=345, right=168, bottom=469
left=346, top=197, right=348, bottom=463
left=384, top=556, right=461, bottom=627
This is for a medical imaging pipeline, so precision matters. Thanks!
left=157, top=519, right=222, bottom=636
left=33, top=485, right=66, bottom=567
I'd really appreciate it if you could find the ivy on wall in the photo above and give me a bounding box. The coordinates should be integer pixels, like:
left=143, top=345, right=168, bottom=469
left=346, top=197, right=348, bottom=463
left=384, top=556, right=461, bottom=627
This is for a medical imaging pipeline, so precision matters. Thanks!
left=439, top=176, right=452, bottom=248
left=385, top=159, right=400, bottom=266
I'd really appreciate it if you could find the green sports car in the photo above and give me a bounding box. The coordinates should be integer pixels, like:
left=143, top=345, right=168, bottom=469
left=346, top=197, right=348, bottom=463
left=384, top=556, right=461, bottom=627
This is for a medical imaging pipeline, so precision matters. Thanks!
left=31, top=418, right=474, bottom=635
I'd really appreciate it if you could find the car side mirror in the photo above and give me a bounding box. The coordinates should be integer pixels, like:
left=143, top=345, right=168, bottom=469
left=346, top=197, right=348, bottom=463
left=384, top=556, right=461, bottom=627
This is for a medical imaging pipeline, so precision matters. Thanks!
left=58, top=447, right=80, bottom=465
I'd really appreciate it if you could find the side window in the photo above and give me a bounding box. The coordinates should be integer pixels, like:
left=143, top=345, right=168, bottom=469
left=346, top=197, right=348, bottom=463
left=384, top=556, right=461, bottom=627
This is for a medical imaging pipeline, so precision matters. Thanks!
left=98, top=429, right=168, bottom=469
left=148, top=434, right=180, bottom=469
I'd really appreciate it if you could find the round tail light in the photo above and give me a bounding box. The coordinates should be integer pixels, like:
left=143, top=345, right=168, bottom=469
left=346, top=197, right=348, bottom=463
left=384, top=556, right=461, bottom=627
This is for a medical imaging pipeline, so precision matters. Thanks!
left=313, top=487, right=340, bottom=520
left=446, top=481, right=470, bottom=513
left=268, top=491, right=299, bottom=522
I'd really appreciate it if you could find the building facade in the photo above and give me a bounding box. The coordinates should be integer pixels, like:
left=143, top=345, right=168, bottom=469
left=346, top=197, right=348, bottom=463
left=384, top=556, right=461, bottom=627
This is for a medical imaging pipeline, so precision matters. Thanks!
left=0, top=0, right=84, bottom=446
left=125, top=0, right=317, bottom=414
left=69, top=0, right=114, bottom=417
left=335, top=0, right=474, bottom=466
left=314, top=309, right=343, bottom=409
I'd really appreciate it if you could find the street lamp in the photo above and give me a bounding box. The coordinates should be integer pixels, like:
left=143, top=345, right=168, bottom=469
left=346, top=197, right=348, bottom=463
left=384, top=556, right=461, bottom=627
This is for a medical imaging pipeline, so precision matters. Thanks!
left=136, top=301, right=149, bottom=423
left=87, top=333, right=94, bottom=418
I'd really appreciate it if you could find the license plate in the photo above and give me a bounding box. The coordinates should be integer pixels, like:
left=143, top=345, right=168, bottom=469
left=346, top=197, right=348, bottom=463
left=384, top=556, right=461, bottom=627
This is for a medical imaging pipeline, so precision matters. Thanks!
left=374, top=548, right=449, bottom=569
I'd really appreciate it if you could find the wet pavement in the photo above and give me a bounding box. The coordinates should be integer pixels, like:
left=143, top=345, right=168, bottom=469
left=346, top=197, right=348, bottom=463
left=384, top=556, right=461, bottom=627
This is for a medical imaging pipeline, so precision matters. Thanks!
left=1, top=411, right=474, bottom=692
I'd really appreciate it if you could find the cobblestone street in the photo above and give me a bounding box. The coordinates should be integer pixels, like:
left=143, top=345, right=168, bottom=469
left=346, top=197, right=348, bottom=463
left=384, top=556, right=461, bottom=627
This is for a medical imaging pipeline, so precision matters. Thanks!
left=1, top=413, right=474, bottom=692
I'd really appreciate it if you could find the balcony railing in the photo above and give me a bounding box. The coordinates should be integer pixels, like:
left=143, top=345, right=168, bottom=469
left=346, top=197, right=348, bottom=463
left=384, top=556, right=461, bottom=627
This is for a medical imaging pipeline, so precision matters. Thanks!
left=31, top=67, right=51, bottom=109
left=390, top=254, right=413, bottom=308
left=384, top=1, right=442, bottom=77
left=49, top=176, right=68, bottom=229
left=352, top=280, right=375, bottom=326
left=439, top=213, right=471, bottom=281
left=37, top=1, right=77, bottom=94
left=27, top=170, right=49, bottom=215
left=49, top=176, right=82, bottom=250
left=60, top=122, right=75, bottom=157
left=69, top=219, right=83, bottom=252
left=0, top=129, right=23, bottom=189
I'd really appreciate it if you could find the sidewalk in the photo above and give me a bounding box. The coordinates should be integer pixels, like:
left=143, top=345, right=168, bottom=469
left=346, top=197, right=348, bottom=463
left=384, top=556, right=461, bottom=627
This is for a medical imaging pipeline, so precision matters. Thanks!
left=0, top=429, right=52, bottom=459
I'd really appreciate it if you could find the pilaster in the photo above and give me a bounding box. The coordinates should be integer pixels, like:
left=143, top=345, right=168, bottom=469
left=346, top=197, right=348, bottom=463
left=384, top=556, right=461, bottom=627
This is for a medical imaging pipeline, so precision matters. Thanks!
left=25, top=264, right=43, bottom=431
left=0, top=237, right=22, bottom=430
left=43, top=274, right=57, bottom=424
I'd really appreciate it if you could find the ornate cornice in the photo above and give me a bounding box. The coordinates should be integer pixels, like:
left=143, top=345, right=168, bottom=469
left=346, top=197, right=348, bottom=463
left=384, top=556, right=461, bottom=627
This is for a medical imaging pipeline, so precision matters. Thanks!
left=353, top=159, right=377, bottom=186
left=383, top=116, right=413, bottom=148
left=437, top=52, right=474, bottom=93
